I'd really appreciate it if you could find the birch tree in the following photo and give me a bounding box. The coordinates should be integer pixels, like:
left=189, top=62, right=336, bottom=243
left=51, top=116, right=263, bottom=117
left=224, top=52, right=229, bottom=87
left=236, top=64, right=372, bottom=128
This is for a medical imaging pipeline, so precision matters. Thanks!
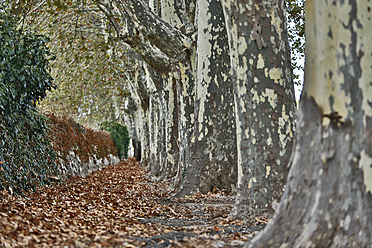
left=247, top=0, right=372, bottom=246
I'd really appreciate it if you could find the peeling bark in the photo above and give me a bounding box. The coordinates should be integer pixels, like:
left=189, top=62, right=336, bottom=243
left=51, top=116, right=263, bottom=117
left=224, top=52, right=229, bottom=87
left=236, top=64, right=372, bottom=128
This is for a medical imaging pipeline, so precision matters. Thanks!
left=121, top=49, right=151, bottom=165
left=173, top=62, right=196, bottom=193
left=100, top=0, right=297, bottom=211
left=176, top=0, right=237, bottom=196
left=157, top=72, right=179, bottom=179
left=156, top=0, right=194, bottom=181
left=97, top=0, right=193, bottom=73
left=246, top=0, right=372, bottom=246
left=221, top=0, right=296, bottom=218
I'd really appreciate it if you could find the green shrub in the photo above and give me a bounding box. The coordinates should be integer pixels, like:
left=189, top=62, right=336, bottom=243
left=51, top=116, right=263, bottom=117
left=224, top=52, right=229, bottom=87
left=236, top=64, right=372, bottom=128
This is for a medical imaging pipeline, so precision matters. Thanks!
left=99, top=121, right=130, bottom=160
left=0, top=110, right=58, bottom=194
left=0, top=14, right=55, bottom=115
left=0, top=13, right=58, bottom=194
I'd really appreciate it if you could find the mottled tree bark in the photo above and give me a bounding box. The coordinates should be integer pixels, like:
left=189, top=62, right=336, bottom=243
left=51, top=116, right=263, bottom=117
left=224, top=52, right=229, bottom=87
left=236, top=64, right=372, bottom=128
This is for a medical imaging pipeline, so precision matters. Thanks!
left=246, top=0, right=372, bottom=246
left=155, top=0, right=193, bottom=180
left=106, top=0, right=191, bottom=179
left=221, top=0, right=296, bottom=218
left=157, top=72, right=179, bottom=179
left=98, top=0, right=297, bottom=203
left=99, top=0, right=196, bottom=185
left=175, top=0, right=237, bottom=196
left=147, top=82, right=161, bottom=172
left=123, top=59, right=150, bottom=165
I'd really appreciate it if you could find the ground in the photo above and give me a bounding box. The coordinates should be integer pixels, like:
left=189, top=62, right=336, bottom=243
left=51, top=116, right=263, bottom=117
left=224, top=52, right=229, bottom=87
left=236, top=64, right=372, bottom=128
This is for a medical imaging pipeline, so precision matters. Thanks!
left=0, top=158, right=267, bottom=247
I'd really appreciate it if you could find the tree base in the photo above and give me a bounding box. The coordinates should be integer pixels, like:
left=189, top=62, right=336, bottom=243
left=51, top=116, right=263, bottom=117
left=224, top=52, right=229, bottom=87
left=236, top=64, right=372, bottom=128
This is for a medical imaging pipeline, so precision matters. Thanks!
left=246, top=97, right=372, bottom=247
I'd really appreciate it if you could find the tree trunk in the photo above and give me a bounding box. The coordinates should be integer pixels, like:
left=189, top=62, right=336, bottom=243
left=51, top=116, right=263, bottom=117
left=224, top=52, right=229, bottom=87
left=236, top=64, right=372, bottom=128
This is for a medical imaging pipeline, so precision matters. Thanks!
left=156, top=0, right=194, bottom=181
left=98, top=0, right=296, bottom=203
left=158, top=72, right=180, bottom=179
left=175, top=0, right=237, bottom=196
left=122, top=51, right=150, bottom=163
left=246, top=0, right=372, bottom=246
left=221, top=0, right=296, bottom=218
left=147, top=82, right=161, bottom=171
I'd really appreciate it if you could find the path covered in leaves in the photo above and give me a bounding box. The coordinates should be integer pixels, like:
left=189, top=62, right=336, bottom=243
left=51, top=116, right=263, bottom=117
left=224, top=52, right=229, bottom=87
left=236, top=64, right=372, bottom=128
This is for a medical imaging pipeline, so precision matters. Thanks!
left=0, top=158, right=266, bottom=247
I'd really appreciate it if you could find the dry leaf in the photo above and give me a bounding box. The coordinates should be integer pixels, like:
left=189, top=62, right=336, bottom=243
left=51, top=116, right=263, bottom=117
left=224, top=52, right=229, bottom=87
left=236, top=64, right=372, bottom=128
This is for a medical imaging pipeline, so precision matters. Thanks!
left=0, top=158, right=263, bottom=247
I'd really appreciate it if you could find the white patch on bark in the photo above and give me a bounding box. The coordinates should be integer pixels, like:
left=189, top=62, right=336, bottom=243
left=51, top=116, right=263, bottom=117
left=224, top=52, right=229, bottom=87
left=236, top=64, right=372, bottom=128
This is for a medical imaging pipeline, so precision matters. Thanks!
left=238, top=36, right=248, bottom=55
left=196, top=0, right=213, bottom=137
left=340, top=215, right=351, bottom=230
left=278, top=105, right=293, bottom=149
left=160, top=0, right=183, bottom=26
left=270, top=8, right=282, bottom=40
left=235, top=91, right=244, bottom=187
left=262, top=88, right=277, bottom=108
left=304, top=0, right=353, bottom=120
left=251, top=129, right=256, bottom=137
left=252, top=137, right=257, bottom=145
left=251, top=88, right=278, bottom=109
left=356, top=1, right=372, bottom=194
left=266, top=137, right=272, bottom=145
left=356, top=1, right=372, bottom=124
left=148, top=0, right=156, bottom=12
left=221, top=1, right=246, bottom=187
left=179, top=66, right=189, bottom=133
left=257, top=53, right=265, bottom=69
left=149, top=96, right=159, bottom=160
left=268, top=67, right=283, bottom=85
left=265, top=166, right=271, bottom=177
left=360, top=150, right=372, bottom=194
left=165, top=73, right=176, bottom=164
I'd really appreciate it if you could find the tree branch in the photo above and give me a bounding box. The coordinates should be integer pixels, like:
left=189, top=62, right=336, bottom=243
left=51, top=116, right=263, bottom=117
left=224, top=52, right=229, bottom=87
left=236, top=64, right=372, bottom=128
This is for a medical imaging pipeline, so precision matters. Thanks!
left=95, top=0, right=194, bottom=72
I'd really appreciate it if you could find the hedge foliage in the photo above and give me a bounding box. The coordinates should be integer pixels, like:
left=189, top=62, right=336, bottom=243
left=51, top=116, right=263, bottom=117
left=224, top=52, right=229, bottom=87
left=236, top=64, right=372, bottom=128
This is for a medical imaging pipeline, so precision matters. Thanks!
left=48, top=114, right=118, bottom=166
left=99, top=121, right=130, bottom=160
left=0, top=14, right=55, bottom=115
left=0, top=13, right=58, bottom=194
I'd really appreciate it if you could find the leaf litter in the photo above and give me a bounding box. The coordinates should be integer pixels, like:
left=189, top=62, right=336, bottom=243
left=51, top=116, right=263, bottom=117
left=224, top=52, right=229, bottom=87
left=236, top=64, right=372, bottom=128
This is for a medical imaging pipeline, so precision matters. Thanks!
left=0, top=158, right=267, bottom=247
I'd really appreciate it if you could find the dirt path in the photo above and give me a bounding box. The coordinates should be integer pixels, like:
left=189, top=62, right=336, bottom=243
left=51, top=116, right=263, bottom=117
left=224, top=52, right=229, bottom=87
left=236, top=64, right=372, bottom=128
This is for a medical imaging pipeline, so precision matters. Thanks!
left=0, top=158, right=266, bottom=247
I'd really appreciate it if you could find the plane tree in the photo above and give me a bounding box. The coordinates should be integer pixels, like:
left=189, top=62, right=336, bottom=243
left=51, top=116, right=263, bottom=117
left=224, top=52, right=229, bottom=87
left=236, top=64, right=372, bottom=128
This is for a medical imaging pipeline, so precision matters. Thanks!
left=246, top=0, right=372, bottom=246
left=96, top=0, right=296, bottom=219
left=8, top=0, right=298, bottom=220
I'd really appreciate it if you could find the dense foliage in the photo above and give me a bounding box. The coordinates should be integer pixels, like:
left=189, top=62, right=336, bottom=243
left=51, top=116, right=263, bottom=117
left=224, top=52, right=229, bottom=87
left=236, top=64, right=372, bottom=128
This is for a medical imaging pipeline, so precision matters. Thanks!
left=0, top=13, right=58, bottom=194
left=24, top=0, right=130, bottom=126
left=99, top=121, right=130, bottom=160
left=48, top=114, right=119, bottom=167
left=1, top=0, right=304, bottom=124
left=0, top=14, right=55, bottom=114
